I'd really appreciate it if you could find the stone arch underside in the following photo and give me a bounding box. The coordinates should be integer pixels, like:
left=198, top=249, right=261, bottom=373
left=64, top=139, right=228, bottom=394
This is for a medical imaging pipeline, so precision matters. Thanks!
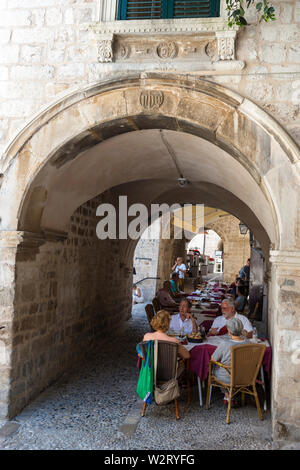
left=1, top=75, right=300, bottom=441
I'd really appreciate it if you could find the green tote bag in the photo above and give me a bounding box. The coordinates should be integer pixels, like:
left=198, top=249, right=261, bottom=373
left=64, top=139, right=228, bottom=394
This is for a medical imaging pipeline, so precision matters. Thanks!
left=136, top=340, right=154, bottom=404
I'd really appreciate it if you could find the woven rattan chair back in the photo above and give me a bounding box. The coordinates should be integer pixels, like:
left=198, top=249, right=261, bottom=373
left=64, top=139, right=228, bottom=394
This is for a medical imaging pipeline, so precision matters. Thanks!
left=231, top=343, right=266, bottom=386
left=140, top=340, right=178, bottom=382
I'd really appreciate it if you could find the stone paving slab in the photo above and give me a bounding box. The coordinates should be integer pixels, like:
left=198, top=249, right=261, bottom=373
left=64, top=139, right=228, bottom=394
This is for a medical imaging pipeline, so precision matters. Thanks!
left=0, top=422, right=20, bottom=442
left=119, top=401, right=143, bottom=437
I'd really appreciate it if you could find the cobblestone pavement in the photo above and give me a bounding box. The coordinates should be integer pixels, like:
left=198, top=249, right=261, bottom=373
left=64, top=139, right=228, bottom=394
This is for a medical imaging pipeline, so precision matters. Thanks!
left=0, top=304, right=272, bottom=450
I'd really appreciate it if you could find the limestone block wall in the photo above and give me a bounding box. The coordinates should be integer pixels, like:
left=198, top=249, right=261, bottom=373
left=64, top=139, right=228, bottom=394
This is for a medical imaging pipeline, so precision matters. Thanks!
left=234, top=1, right=300, bottom=145
left=0, top=0, right=101, bottom=155
left=0, top=0, right=300, bottom=154
left=156, top=218, right=187, bottom=291
left=133, top=220, right=160, bottom=301
left=8, top=194, right=132, bottom=418
left=207, top=215, right=250, bottom=283
left=268, top=252, right=300, bottom=444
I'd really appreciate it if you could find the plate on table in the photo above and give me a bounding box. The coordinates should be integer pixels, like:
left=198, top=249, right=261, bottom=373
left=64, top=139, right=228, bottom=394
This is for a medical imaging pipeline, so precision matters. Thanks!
left=187, top=334, right=203, bottom=343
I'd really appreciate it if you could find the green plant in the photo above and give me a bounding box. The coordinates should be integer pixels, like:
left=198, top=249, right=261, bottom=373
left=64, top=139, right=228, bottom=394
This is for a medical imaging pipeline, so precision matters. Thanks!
left=226, top=0, right=276, bottom=27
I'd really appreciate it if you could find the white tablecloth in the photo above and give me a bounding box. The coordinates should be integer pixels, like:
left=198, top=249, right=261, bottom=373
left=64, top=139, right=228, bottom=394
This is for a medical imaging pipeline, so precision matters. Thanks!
left=183, top=335, right=269, bottom=352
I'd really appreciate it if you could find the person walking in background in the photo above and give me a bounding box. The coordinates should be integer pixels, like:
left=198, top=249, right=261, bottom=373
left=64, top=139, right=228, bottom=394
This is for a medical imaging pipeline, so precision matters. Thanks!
left=132, top=284, right=144, bottom=305
left=171, top=257, right=186, bottom=291
left=239, top=258, right=250, bottom=296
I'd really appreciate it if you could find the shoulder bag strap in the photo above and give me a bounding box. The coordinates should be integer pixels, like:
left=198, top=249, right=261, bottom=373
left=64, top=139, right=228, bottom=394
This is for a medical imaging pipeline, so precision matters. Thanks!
left=175, top=344, right=179, bottom=377
left=154, top=340, right=158, bottom=388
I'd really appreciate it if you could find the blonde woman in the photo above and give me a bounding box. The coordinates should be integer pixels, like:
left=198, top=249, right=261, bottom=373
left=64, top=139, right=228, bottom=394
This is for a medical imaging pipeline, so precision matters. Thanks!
left=143, top=310, right=190, bottom=361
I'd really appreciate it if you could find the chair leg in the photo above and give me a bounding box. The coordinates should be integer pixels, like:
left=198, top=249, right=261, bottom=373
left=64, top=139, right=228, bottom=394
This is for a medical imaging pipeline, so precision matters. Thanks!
left=260, top=366, right=267, bottom=411
left=197, top=377, right=203, bottom=407
left=241, top=392, right=245, bottom=407
left=205, top=382, right=211, bottom=410
left=226, top=389, right=232, bottom=424
left=253, top=385, right=264, bottom=421
left=174, top=399, right=180, bottom=420
left=142, top=402, right=147, bottom=417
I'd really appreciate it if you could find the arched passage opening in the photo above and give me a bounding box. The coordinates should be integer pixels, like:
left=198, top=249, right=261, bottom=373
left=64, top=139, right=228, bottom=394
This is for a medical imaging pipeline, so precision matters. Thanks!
left=0, top=74, right=300, bottom=443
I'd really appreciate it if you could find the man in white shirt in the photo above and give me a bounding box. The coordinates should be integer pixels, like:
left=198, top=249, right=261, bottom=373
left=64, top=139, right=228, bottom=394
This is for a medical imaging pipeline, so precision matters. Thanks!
left=171, top=257, right=187, bottom=291
left=169, top=299, right=197, bottom=336
left=207, top=298, right=253, bottom=338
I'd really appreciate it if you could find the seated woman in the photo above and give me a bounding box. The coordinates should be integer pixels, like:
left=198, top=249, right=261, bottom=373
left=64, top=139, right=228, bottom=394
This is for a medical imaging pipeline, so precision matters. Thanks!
left=142, top=310, right=190, bottom=368
left=156, top=281, right=178, bottom=311
left=132, top=284, right=144, bottom=305
left=235, top=286, right=246, bottom=313
left=211, top=317, right=249, bottom=404
left=170, top=272, right=184, bottom=301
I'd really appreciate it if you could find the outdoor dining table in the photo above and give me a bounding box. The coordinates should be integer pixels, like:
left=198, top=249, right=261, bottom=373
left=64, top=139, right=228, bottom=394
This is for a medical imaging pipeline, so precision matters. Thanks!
left=184, top=335, right=272, bottom=410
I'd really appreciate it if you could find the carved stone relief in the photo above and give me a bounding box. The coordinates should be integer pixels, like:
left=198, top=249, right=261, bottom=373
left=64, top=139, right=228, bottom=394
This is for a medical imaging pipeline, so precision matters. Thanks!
left=140, top=90, right=164, bottom=110
left=156, top=41, right=178, bottom=60
left=119, top=44, right=131, bottom=60
left=205, top=41, right=217, bottom=60
left=216, top=36, right=235, bottom=61
left=93, top=18, right=241, bottom=67
left=98, top=39, right=113, bottom=63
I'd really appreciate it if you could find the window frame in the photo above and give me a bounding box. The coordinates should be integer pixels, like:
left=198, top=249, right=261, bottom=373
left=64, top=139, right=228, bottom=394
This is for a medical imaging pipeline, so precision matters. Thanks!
left=117, top=0, right=221, bottom=21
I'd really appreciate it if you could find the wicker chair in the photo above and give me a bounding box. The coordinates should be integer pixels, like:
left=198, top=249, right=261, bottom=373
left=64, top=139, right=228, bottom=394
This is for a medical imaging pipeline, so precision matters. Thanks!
left=152, top=297, right=161, bottom=314
left=145, top=304, right=155, bottom=328
left=139, top=340, right=189, bottom=420
left=206, top=343, right=266, bottom=424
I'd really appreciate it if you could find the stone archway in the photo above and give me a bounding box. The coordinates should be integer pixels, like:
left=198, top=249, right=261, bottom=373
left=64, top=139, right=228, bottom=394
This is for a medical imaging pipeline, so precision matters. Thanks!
left=0, top=73, right=300, bottom=444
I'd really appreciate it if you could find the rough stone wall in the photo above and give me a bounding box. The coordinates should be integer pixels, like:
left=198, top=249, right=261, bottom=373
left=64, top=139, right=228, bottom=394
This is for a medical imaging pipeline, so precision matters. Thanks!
left=207, top=215, right=250, bottom=283
left=1, top=1, right=300, bottom=154
left=8, top=194, right=132, bottom=418
left=0, top=0, right=101, bottom=155
left=234, top=1, right=300, bottom=145
left=133, top=219, right=160, bottom=302
left=156, top=218, right=187, bottom=291
left=268, top=253, right=300, bottom=445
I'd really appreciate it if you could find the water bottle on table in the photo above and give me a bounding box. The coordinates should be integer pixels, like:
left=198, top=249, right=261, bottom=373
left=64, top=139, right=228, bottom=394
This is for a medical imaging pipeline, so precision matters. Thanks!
left=253, top=326, right=258, bottom=342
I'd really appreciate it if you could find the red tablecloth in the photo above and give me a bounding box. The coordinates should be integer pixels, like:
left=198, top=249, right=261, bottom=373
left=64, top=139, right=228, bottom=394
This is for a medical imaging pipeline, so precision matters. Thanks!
left=189, top=343, right=272, bottom=382
left=200, top=320, right=214, bottom=332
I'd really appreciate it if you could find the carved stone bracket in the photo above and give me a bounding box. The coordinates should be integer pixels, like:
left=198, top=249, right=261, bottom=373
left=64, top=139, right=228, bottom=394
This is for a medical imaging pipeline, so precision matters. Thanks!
left=216, top=31, right=236, bottom=61
left=97, top=33, right=114, bottom=63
